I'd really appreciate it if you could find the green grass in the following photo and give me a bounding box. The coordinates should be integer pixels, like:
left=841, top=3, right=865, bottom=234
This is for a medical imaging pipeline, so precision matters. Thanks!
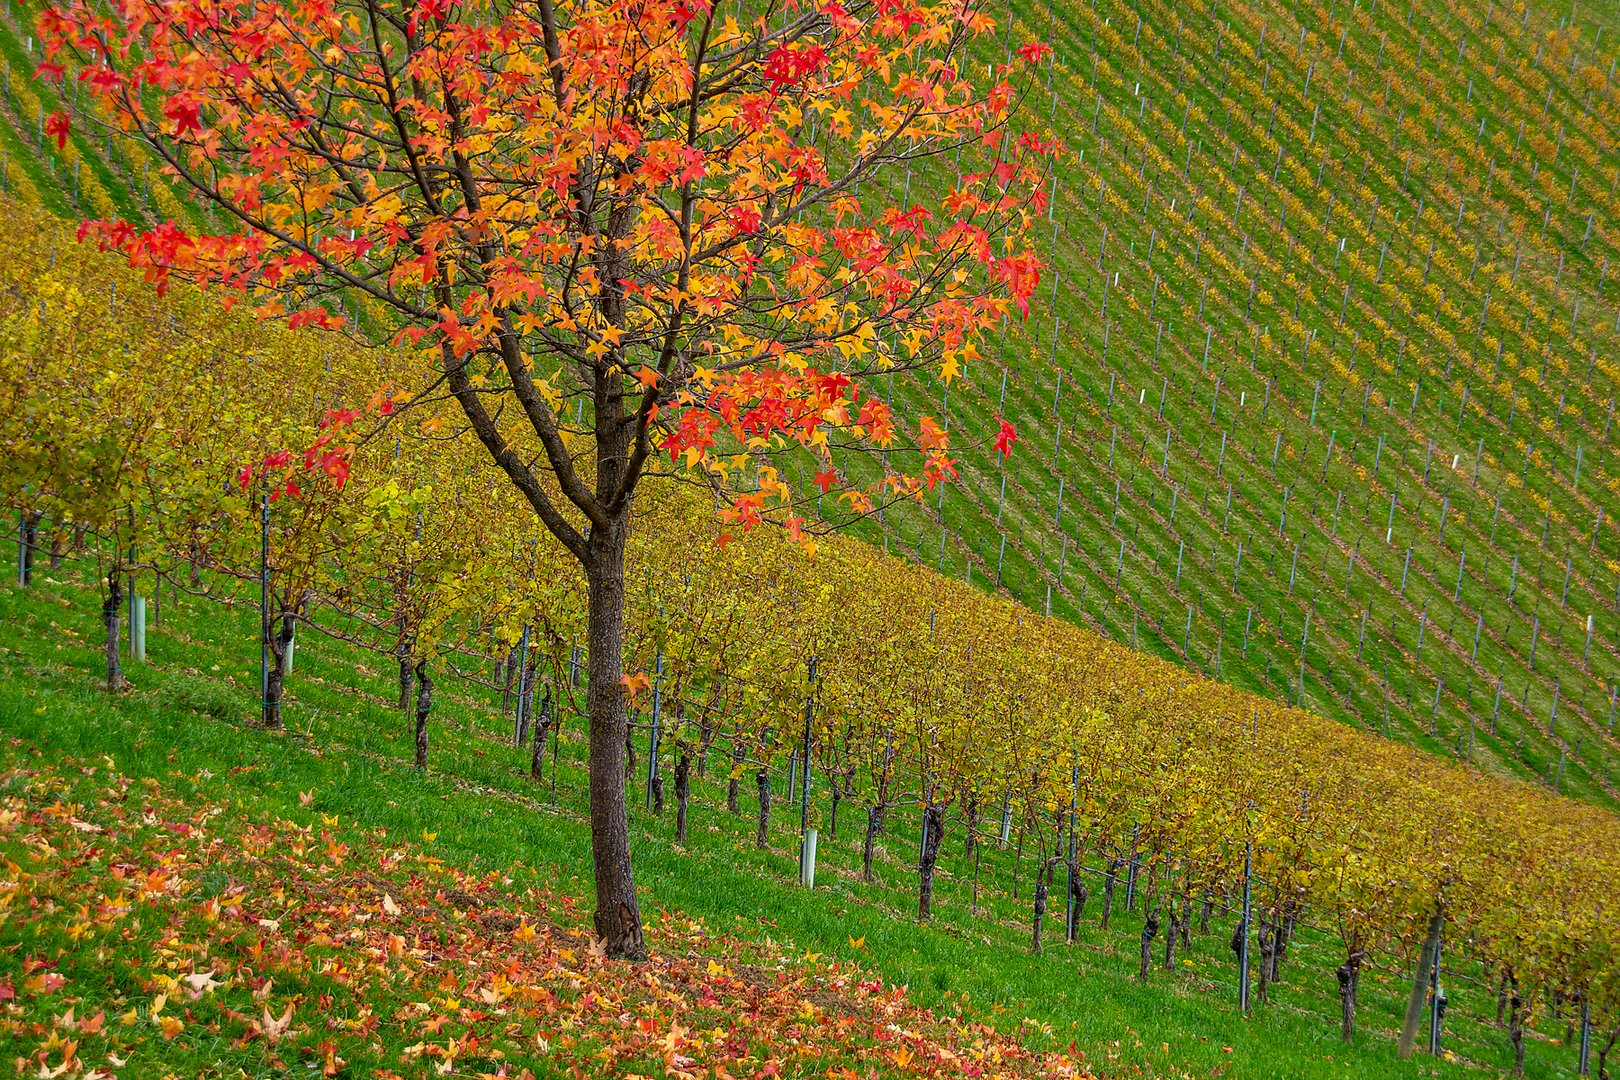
left=0, top=565, right=1601, bottom=1078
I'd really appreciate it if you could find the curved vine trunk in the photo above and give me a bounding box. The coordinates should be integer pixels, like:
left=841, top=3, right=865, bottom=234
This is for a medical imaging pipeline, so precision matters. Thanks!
left=413, top=661, right=433, bottom=769
left=1138, top=899, right=1160, bottom=980
left=862, top=803, right=886, bottom=882
left=674, top=750, right=691, bottom=843
left=1199, top=892, right=1213, bottom=934
left=917, top=801, right=945, bottom=921
left=1256, top=919, right=1274, bottom=1004
left=1597, top=1017, right=1618, bottom=1080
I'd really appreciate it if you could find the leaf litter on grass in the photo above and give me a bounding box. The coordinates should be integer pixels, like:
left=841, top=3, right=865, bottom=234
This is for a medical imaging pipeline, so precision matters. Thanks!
left=0, top=741, right=1098, bottom=1079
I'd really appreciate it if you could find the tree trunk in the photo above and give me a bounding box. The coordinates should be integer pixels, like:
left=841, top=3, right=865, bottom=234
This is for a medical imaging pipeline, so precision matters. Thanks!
left=1509, top=993, right=1525, bottom=1077
left=917, top=801, right=945, bottom=922
left=1164, top=898, right=1180, bottom=970
left=727, top=740, right=744, bottom=813
left=1597, top=1017, right=1618, bottom=1080
left=1398, top=910, right=1444, bottom=1058
left=862, top=803, right=885, bottom=882
left=584, top=544, right=646, bottom=960
left=1199, top=892, right=1213, bottom=934
left=397, top=651, right=414, bottom=711
left=103, top=573, right=125, bottom=692
left=263, top=612, right=296, bottom=729
left=530, top=689, right=552, bottom=780
left=674, top=751, right=691, bottom=843
left=755, top=767, right=770, bottom=848
left=413, top=661, right=433, bottom=769
left=1100, top=857, right=1121, bottom=931
left=829, top=784, right=841, bottom=839
left=1179, top=893, right=1193, bottom=948
left=1032, top=858, right=1053, bottom=954
left=1256, top=919, right=1273, bottom=1004
left=1139, top=899, right=1160, bottom=980
left=1337, top=946, right=1363, bottom=1042
left=1068, top=871, right=1087, bottom=944
left=963, top=796, right=978, bottom=858
left=1497, top=967, right=1514, bottom=1026
left=19, top=511, right=39, bottom=585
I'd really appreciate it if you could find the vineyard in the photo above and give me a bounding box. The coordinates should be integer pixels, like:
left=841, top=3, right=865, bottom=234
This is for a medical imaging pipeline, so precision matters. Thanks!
left=2, top=0, right=1620, bottom=1074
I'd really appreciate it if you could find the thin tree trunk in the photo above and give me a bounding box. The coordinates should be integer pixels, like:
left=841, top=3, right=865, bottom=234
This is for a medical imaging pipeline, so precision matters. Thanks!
left=1139, top=898, right=1160, bottom=980
left=1164, top=897, right=1180, bottom=971
left=829, top=784, right=841, bottom=839
left=1337, top=946, right=1363, bottom=1042
left=1200, top=891, right=1213, bottom=934
left=727, top=740, right=744, bottom=813
left=584, top=543, right=646, bottom=960
left=103, top=573, right=125, bottom=692
left=862, top=803, right=886, bottom=882
left=1068, top=870, right=1087, bottom=944
left=755, top=767, right=770, bottom=848
left=413, top=661, right=433, bottom=769
left=530, top=689, right=552, bottom=780
left=1597, top=1017, right=1617, bottom=1080
left=1032, top=858, right=1055, bottom=954
left=674, top=750, right=691, bottom=843
left=918, top=801, right=945, bottom=921
left=397, top=651, right=414, bottom=711
left=263, top=612, right=295, bottom=729
left=1509, top=992, right=1526, bottom=1077
left=1100, top=857, right=1121, bottom=931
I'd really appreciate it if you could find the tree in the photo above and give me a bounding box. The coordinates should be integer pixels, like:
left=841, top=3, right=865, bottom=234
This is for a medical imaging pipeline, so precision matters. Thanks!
left=41, top=0, right=1052, bottom=957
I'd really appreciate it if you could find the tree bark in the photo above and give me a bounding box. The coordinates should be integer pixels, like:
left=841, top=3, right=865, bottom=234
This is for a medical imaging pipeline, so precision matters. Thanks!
left=727, top=740, right=744, bottom=813
left=1100, top=857, right=1121, bottom=931
left=1509, top=992, right=1525, bottom=1077
left=103, top=573, right=125, bottom=692
left=755, top=767, right=770, bottom=848
left=1067, top=870, right=1087, bottom=944
left=413, top=661, right=433, bottom=769
left=584, top=541, right=646, bottom=960
left=1139, top=899, right=1160, bottom=980
left=862, top=803, right=885, bottom=882
left=397, top=651, right=415, bottom=711
left=917, top=801, right=945, bottom=922
left=1032, top=858, right=1055, bottom=954
left=1199, top=891, right=1213, bottom=934
left=674, top=750, right=691, bottom=843
left=530, top=689, right=552, bottom=780
left=263, top=612, right=296, bottom=729
left=1597, top=1017, right=1618, bottom=1080
left=1337, top=946, right=1363, bottom=1042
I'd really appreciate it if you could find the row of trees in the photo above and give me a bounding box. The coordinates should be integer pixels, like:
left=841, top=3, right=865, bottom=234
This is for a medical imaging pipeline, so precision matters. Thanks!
left=4, top=200, right=1619, bottom=1069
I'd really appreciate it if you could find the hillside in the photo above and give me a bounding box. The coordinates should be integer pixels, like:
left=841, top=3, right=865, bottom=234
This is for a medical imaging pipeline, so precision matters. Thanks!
left=828, top=0, right=1620, bottom=806
left=0, top=0, right=1614, bottom=804
left=0, top=567, right=1608, bottom=1079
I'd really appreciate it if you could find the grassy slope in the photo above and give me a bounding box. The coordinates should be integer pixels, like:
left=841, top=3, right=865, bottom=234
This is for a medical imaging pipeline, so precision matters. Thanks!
left=0, top=0, right=1615, bottom=806
left=0, top=567, right=1601, bottom=1079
